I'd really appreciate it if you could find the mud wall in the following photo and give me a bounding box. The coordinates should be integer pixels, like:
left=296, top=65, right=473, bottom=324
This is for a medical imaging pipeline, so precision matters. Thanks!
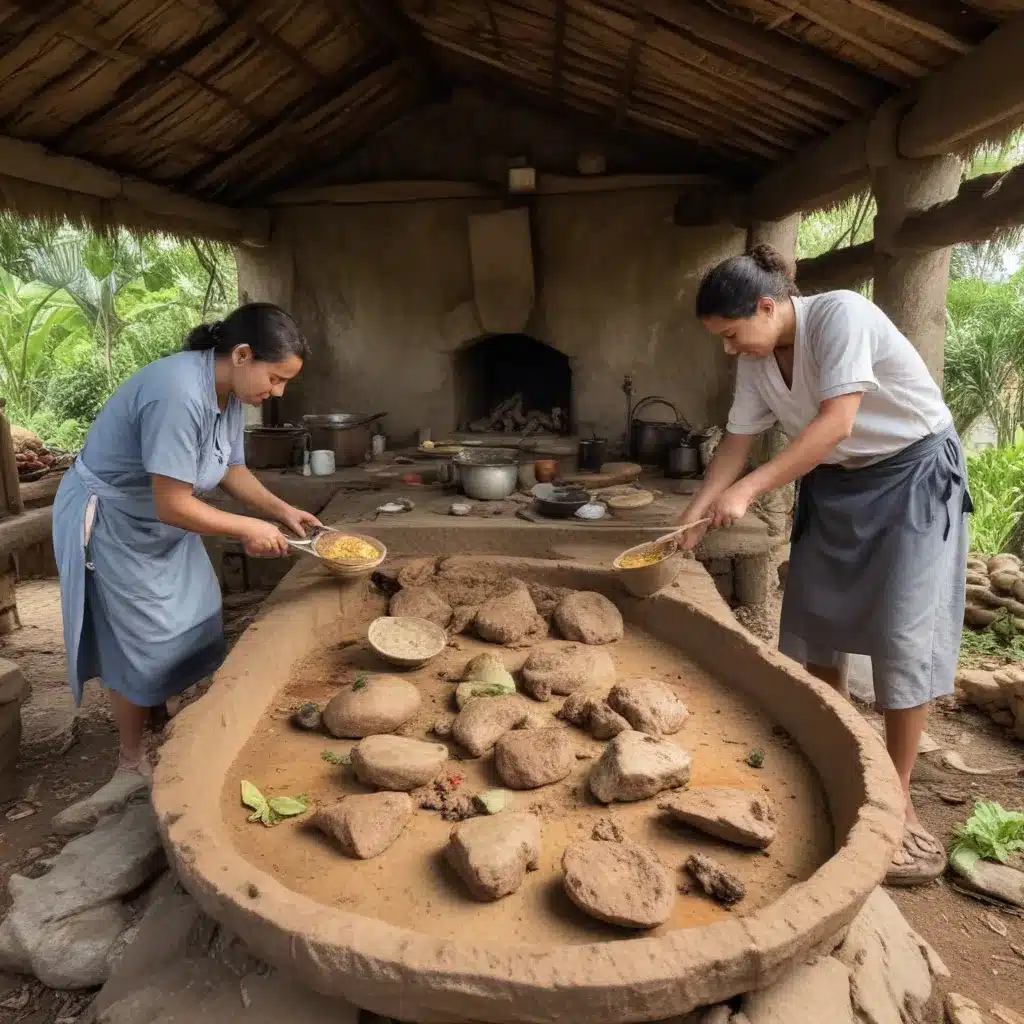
left=237, top=190, right=743, bottom=445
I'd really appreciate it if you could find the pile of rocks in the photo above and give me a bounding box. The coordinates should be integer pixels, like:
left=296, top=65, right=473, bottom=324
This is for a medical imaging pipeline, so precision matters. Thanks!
left=964, top=552, right=1024, bottom=636
left=955, top=665, right=1024, bottom=740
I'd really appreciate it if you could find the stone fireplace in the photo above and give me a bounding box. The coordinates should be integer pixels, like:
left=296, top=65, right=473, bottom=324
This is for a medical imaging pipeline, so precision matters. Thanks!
left=454, top=333, right=572, bottom=435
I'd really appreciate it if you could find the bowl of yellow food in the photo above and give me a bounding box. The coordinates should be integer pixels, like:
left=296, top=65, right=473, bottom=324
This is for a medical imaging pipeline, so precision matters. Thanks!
left=311, top=531, right=387, bottom=579
left=612, top=537, right=683, bottom=598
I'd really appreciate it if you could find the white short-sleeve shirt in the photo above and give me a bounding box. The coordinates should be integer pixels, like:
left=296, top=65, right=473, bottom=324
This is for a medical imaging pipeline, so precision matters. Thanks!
left=726, top=290, right=952, bottom=466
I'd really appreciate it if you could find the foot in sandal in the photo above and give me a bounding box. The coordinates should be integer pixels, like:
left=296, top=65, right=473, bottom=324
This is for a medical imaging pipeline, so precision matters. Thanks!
left=885, top=821, right=947, bottom=886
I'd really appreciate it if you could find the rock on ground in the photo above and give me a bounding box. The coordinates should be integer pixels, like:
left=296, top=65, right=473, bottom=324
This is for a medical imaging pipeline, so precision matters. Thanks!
left=93, top=874, right=354, bottom=1024
left=494, top=728, right=575, bottom=789
left=389, top=586, right=452, bottom=629
left=350, top=735, right=448, bottom=790
left=684, top=853, right=745, bottom=907
left=322, top=675, right=421, bottom=738
left=452, top=694, right=530, bottom=757
left=741, top=957, right=856, bottom=1024
left=944, top=994, right=987, bottom=1024
left=589, top=730, right=692, bottom=804
left=0, top=801, right=165, bottom=989
left=312, top=792, right=412, bottom=858
left=950, top=857, right=1024, bottom=909
left=519, top=642, right=616, bottom=701
left=556, top=689, right=629, bottom=740
left=607, top=678, right=689, bottom=737
left=562, top=838, right=674, bottom=928
left=554, top=591, right=624, bottom=645
left=50, top=769, right=149, bottom=837
left=659, top=787, right=778, bottom=849
left=446, top=812, right=541, bottom=901
left=474, top=583, right=541, bottom=645
left=834, top=887, right=948, bottom=1024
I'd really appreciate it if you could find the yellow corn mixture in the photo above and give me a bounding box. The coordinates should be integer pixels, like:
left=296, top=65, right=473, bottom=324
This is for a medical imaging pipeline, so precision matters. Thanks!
left=316, top=534, right=379, bottom=562
left=619, top=546, right=668, bottom=569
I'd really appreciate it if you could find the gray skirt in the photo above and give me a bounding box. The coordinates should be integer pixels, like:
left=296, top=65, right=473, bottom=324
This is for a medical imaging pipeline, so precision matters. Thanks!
left=779, top=425, right=972, bottom=710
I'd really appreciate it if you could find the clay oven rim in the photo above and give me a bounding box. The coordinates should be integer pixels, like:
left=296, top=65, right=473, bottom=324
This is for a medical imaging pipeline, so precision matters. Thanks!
left=152, top=558, right=905, bottom=1023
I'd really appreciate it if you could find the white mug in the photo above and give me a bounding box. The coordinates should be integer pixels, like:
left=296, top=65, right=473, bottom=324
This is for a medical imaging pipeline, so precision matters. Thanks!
left=310, top=449, right=335, bottom=476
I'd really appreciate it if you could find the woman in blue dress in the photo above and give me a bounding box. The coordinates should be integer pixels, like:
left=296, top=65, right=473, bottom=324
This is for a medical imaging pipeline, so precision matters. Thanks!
left=53, top=303, right=318, bottom=790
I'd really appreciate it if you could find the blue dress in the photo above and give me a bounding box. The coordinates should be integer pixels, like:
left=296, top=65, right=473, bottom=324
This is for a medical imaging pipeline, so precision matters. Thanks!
left=53, top=349, right=246, bottom=707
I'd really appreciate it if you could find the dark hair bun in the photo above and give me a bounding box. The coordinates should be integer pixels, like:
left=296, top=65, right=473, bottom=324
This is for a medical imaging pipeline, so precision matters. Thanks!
left=184, top=323, right=219, bottom=351
left=748, top=243, right=794, bottom=282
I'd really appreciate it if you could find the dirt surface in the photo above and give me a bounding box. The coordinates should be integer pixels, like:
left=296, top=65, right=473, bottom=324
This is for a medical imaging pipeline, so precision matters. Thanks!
left=224, top=613, right=832, bottom=947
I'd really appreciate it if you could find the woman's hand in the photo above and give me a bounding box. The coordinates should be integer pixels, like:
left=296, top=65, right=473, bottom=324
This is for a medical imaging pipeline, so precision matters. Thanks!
left=711, top=482, right=755, bottom=529
left=676, top=500, right=711, bottom=550
left=277, top=505, right=322, bottom=538
left=239, top=518, right=290, bottom=558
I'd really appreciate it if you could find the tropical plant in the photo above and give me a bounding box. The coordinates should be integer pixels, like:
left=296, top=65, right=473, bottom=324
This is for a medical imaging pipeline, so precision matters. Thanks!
left=944, top=274, right=1024, bottom=442
left=0, top=267, right=84, bottom=418
left=965, top=442, right=1024, bottom=551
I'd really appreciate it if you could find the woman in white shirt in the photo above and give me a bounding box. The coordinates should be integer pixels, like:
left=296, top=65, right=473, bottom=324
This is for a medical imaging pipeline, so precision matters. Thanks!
left=681, top=244, right=971, bottom=887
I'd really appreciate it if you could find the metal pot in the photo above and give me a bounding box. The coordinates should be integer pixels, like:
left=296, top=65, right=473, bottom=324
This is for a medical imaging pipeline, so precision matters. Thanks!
left=666, top=438, right=702, bottom=479
left=302, top=412, right=385, bottom=467
left=243, top=426, right=307, bottom=469
left=630, top=396, right=690, bottom=465
left=453, top=449, right=519, bottom=501
left=577, top=437, right=607, bottom=474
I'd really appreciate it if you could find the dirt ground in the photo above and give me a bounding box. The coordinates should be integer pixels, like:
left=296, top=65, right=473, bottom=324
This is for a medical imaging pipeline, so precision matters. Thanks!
left=0, top=571, right=1021, bottom=1022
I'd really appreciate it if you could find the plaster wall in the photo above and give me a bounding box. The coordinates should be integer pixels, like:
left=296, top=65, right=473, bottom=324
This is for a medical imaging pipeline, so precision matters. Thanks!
left=237, top=189, right=744, bottom=444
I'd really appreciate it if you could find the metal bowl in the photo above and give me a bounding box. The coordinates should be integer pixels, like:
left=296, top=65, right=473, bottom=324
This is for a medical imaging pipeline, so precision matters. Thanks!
left=453, top=449, right=519, bottom=501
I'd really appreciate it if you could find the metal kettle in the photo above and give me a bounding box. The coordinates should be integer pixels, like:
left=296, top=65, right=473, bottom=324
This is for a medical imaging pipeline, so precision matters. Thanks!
left=666, top=436, right=702, bottom=479
left=629, top=396, right=690, bottom=466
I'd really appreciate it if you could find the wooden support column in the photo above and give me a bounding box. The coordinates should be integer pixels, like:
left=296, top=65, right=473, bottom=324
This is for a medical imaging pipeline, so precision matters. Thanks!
left=872, top=155, right=961, bottom=386
left=748, top=215, right=800, bottom=540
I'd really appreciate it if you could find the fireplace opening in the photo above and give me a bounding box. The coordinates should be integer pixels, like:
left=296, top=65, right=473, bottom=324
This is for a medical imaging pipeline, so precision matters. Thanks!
left=454, top=333, right=572, bottom=435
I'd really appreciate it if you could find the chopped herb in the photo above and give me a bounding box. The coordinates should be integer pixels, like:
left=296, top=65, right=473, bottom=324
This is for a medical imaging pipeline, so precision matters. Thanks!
left=321, top=750, right=351, bottom=766
left=746, top=748, right=766, bottom=770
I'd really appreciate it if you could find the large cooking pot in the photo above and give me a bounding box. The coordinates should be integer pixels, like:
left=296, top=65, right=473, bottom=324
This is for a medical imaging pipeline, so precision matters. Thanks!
left=630, top=396, right=690, bottom=466
left=302, top=413, right=385, bottom=468
left=452, top=448, right=519, bottom=501
left=244, top=425, right=307, bottom=469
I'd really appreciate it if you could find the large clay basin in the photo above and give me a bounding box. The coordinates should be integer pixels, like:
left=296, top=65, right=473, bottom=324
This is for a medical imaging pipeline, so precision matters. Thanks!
left=153, top=557, right=903, bottom=1024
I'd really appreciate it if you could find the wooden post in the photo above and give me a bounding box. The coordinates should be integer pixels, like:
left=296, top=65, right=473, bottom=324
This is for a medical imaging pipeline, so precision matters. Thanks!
left=748, top=215, right=800, bottom=540
left=0, top=400, right=23, bottom=634
left=872, top=155, right=961, bottom=386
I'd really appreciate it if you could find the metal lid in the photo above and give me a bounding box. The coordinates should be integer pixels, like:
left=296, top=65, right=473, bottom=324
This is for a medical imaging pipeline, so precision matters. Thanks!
left=453, top=448, right=518, bottom=466
left=302, top=412, right=384, bottom=428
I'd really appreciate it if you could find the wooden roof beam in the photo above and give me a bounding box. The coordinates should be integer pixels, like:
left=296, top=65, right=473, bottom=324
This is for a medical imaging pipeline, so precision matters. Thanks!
left=744, top=16, right=1024, bottom=222
left=0, top=132, right=268, bottom=245
left=0, top=0, right=73, bottom=61
left=54, top=16, right=239, bottom=150
left=793, top=162, right=1024, bottom=290
left=178, top=50, right=398, bottom=193
left=614, top=7, right=654, bottom=128
left=842, top=0, right=971, bottom=54
left=347, top=0, right=444, bottom=91
left=639, top=0, right=883, bottom=109
left=552, top=0, right=567, bottom=97
left=211, top=0, right=326, bottom=85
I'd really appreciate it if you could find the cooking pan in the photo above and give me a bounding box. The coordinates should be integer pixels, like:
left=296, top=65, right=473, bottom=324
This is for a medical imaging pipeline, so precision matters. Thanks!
left=532, top=483, right=592, bottom=518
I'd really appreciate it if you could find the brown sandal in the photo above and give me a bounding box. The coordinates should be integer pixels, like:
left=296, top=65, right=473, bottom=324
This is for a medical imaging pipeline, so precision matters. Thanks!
left=885, top=823, right=947, bottom=887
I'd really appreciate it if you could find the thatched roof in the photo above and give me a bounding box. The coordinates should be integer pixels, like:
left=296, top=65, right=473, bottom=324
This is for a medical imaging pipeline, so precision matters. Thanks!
left=0, top=0, right=1016, bottom=238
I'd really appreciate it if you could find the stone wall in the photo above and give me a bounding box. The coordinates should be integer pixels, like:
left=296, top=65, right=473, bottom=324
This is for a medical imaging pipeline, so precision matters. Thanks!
left=237, top=190, right=742, bottom=446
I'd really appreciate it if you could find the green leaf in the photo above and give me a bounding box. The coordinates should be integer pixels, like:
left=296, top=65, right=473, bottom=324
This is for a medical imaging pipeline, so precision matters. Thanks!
left=949, top=800, right=1024, bottom=867
left=267, top=795, right=308, bottom=819
left=241, top=780, right=267, bottom=823
left=352, top=674, right=369, bottom=691
left=322, top=750, right=350, bottom=766
left=82, top=236, right=115, bottom=280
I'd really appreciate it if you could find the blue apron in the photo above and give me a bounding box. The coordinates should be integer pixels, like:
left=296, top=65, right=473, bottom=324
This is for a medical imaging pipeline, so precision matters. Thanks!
left=53, top=412, right=232, bottom=708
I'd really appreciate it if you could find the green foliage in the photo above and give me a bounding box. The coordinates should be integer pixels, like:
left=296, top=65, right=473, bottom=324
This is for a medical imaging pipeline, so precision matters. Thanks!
left=944, top=275, right=1024, bottom=443
left=959, top=623, right=1024, bottom=665
left=0, top=213, right=236, bottom=449
left=949, top=800, right=1024, bottom=874
left=965, top=442, right=1024, bottom=551
left=240, top=780, right=308, bottom=827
